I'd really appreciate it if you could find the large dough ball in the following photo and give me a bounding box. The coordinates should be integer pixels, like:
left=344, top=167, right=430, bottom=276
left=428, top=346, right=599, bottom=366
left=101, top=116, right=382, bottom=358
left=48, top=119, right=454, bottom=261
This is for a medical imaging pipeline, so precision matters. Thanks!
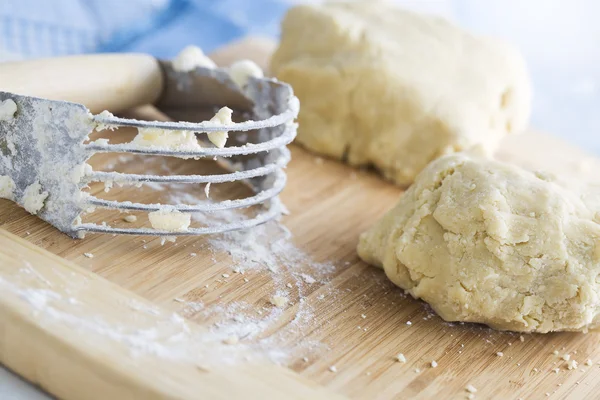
left=271, top=3, right=531, bottom=185
left=358, top=152, right=600, bottom=332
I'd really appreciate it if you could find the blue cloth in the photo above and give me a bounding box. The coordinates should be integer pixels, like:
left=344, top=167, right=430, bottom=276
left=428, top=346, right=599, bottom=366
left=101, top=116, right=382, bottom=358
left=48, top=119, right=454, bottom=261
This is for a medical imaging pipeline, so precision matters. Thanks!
left=0, top=0, right=289, bottom=61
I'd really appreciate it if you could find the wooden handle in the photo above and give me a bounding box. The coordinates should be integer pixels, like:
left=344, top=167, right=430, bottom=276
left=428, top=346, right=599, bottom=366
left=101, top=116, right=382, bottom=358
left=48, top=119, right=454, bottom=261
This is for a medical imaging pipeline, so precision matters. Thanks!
left=0, top=53, right=164, bottom=114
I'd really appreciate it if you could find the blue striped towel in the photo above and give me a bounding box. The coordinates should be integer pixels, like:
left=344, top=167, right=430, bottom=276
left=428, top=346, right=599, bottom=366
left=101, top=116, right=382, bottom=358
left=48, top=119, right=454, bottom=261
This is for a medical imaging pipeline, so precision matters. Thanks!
left=0, top=0, right=291, bottom=61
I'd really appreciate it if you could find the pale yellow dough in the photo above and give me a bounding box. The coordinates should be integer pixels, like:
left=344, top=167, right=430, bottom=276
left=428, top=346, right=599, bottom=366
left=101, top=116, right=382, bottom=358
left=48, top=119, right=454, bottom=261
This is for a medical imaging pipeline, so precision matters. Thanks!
left=358, top=153, right=600, bottom=333
left=148, top=209, right=191, bottom=232
left=271, top=3, right=531, bottom=185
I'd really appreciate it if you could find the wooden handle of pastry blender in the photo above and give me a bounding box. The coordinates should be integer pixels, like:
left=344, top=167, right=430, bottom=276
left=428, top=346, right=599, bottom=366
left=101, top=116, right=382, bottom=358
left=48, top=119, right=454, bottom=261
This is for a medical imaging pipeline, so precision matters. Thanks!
left=0, top=53, right=164, bottom=114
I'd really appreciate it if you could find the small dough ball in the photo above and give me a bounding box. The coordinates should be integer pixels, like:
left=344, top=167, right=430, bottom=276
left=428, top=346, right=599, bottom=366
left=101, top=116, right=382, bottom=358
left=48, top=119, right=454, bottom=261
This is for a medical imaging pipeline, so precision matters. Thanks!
left=172, top=45, right=216, bottom=72
left=271, top=3, right=531, bottom=186
left=229, top=60, right=264, bottom=88
left=358, top=152, right=600, bottom=333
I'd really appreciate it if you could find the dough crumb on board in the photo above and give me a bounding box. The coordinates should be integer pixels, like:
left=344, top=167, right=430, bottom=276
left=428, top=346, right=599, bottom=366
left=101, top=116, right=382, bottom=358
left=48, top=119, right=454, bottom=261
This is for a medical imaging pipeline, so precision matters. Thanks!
left=465, top=384, right=478, bottom=393
left=395, top=353, right=407, bottom=363
left=123, top=215, right=137, bottom=223
left=83, top=252, right=94, bottom=258
left=223, top=335, right=239, bottom=345
left=270, top=295, right=289, bottom=308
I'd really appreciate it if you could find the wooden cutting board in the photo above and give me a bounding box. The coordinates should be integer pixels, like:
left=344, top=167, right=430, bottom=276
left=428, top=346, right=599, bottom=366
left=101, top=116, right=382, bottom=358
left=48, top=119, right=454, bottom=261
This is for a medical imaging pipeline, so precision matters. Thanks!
left=2, top=37, right=600, bottom=400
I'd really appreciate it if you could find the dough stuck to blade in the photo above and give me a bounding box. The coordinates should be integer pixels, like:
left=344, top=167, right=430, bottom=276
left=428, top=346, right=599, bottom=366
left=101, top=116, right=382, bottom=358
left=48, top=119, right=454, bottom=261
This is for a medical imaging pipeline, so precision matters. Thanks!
left=358, top=152, right=600, bottom=333
left=271, top=2, right=531, bottom=186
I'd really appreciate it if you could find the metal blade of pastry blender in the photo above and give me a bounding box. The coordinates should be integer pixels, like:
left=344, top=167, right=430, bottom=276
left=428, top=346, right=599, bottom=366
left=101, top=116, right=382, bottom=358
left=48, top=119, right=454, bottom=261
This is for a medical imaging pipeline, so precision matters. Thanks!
left=0, top=55, right=298, bottom=237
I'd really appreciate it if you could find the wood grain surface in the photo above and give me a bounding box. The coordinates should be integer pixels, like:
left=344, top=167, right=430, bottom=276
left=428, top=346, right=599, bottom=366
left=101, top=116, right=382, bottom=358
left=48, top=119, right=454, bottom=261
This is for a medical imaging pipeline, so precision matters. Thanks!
left=2, top=36, right=600, bottom=400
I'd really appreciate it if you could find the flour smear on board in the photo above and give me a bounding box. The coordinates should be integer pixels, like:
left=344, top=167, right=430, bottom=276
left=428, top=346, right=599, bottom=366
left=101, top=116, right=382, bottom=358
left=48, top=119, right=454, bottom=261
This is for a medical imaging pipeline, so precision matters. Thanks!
left=5, top=177, right=339, bottom=367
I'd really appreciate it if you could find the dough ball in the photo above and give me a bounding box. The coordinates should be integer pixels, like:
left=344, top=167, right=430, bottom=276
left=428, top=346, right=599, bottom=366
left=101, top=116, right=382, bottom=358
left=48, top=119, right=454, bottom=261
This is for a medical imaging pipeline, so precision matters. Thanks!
left=271, top=3, right=531, bottom=186
left=357, top=152, right=600, bottom=332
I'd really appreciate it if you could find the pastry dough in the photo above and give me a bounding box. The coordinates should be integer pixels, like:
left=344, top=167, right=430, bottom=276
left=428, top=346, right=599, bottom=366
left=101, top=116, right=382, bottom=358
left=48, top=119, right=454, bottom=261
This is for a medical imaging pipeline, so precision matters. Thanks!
left=358, top=152, right=600, bottom=332
left=271, top=3, right=531, bottom=185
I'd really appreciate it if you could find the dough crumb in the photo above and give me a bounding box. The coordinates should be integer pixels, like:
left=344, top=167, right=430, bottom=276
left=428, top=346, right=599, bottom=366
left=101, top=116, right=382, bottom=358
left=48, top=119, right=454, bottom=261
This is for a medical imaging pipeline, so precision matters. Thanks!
left=0, top=175, right=16, bottom=200
left=553, top=368, right=560, bottom=374
left=222, top=273, right=230, bottom=278
left=173, top=298, right=185, bottom=303
left=159, top=236, right=177, bottom=245
left=496, top=352, right=504, bottom=357
left=519, top=336, right=525, bottom=342
left=270, top=295, right=289, bottom=308
left=567, top=360, right=578, bottom=370
left=302, top=357, right=309, bottom=362
left=466, top=384, right=478, bottom=393
left=83, top=252, right=94, bottom=258
left=562, top=354, right=571, bottom=361
left=553, top=350, right=559, bottom=355
left=585, top=359, right=593, bottom=366
left=208, top=107, right=233, bottom=148
left=190, top=252, right=197, bottom=257
left=406, top=321, right=412, bottom=326
left=229, top=59, right=264, bottom=88
left=430, top=360, right=438, bottom=368
left=414, top=368, right=421, bottom=373
left=301, top=274, right=316, bottom=284
left=22, top=181, right=48, bottom=215
left=172, top=45, right=216, bottom=72
left=149, top=208, right=191, bottom=232
left=328, top=365, right=337, bottom=373
left=361, top=314, right=367, bottom=319
left=123, top=215, right=137, bottom=223
left=132, top=127, right=202, bottom=154
left=0, top=99, right=17, bottom=121
left=223, top=335, right=239, bottom=345
left=395, top=353, right=407, bottom=363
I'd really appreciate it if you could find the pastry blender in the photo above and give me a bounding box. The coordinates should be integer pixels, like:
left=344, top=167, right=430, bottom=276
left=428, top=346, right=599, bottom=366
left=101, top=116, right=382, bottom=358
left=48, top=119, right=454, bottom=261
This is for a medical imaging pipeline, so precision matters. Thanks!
left=0, top=54, right=298, bottom=237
